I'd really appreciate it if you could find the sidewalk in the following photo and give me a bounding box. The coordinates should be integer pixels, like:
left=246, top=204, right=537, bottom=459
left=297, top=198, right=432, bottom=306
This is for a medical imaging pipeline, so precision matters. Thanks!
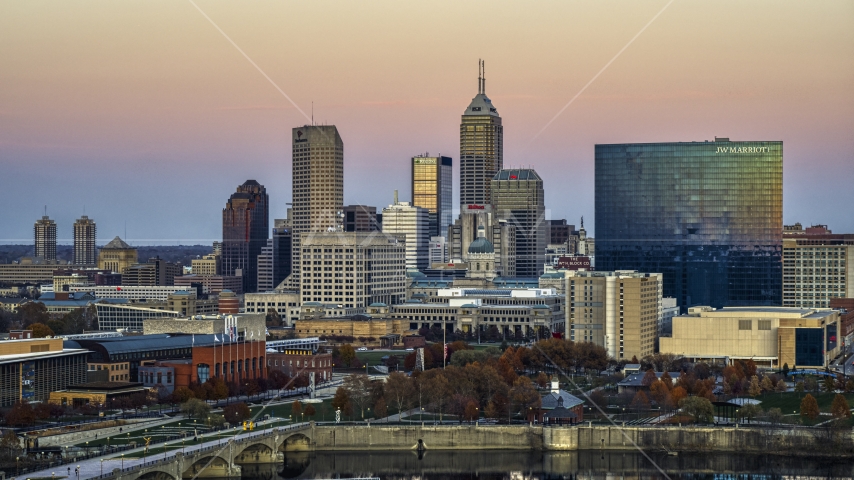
left=19, top=418, right=300, bottom=480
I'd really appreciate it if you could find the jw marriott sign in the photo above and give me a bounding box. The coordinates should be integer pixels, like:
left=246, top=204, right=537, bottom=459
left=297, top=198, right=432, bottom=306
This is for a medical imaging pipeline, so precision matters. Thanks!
left=716, top=146, right=770, bottom=153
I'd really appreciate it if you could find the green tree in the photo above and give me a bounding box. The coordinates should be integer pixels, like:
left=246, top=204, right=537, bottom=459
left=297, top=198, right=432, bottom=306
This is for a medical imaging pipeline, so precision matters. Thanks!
left=782, top=363, right=790, bottom=377
left=61, top=308, right=88, bottom=334
left=738, top=403, right=762, bottom=423
left=339, top=344, right=356, bottom=367
left=764, top=407, right=784, bottom=425
left=679, top=396, right=714, bottom=424
left=794, top=382, right=805, bottom=393
left=180, top=398, right=210, bottom=419
left=831, top=393, right=851, bottom=419
left=47, top=319, right=66, bottom=335
left=800, top=393, right=819, bottom=421
left=18, top=302, right=49, bottom=327
left=30, top=322, right=54, bottom=338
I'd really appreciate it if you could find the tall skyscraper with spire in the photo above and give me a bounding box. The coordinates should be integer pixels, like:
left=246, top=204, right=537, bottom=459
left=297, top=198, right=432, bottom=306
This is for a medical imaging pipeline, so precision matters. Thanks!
left=222, top=180, right=269, bottom=293
left=73, top=215, right=97, bottom=265
left=34, top=215, right=57, bottom=261
left=460, top=60, right=503, bottom=209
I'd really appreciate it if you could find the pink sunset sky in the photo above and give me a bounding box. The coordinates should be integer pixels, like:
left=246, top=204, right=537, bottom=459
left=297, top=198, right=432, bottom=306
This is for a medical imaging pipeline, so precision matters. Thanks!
left=1, top=1, right=852, bottom=244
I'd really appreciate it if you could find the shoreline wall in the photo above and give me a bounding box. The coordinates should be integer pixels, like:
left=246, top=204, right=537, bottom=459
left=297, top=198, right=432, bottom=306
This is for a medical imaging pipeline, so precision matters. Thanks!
left=307, top=424, right=854, bottom=457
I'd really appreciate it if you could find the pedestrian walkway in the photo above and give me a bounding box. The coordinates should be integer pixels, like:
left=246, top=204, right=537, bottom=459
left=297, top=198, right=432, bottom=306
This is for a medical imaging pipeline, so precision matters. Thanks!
left=20, top=419, right=299, bottom=480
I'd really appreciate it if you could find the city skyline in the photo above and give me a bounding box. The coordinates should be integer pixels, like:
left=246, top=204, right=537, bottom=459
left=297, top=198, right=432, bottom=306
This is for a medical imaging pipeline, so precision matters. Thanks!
left=1, top=1, right=853, bottom=244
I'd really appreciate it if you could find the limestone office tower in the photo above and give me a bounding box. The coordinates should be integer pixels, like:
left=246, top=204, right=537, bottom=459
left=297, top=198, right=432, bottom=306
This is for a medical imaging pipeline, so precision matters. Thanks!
left=411, top=155, right=452, bottom=239
left=289, top=125, right=344, bottom=287
left=73, top=215, right=96, bottom=265
left=595, top=139, right=783, bottom=310
left=460, top=60, right=503, bottom=208
left=34, top=215, right=57, bottom=261
left=222, top=180, right=269, bottom=293
left=492, top=169, right=547, bottom=278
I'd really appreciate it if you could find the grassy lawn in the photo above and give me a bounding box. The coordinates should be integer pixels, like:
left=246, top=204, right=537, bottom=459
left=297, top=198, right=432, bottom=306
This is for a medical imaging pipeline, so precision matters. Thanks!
left=355, top=350, right=402, bottom=366
left=755, top=391, right=854, bottom=414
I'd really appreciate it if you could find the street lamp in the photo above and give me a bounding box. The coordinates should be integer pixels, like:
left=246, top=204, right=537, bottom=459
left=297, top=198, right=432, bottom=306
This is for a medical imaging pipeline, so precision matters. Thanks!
left=121, top=454, right=125, bottom=469
left=16, top=456, right=19, bottom=476
left=100, top=459, right=104, bottom=476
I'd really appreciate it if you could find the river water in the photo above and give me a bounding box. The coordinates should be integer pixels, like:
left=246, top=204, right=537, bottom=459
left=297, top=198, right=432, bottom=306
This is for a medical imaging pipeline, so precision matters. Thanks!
left=239, top=450, right=854, bottom=479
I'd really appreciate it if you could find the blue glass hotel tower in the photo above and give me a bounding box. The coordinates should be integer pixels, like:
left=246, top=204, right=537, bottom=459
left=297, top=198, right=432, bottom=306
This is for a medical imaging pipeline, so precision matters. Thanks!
left=595, top=139, right=782, bottom=310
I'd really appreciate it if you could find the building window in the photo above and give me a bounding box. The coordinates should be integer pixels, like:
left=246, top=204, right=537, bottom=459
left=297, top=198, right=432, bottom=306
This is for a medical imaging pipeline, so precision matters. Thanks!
left=197, top=363, right=210, bottom=384
left=758, top=320, right=771, bottom=331
left=738, top=320, right=752, bottom=331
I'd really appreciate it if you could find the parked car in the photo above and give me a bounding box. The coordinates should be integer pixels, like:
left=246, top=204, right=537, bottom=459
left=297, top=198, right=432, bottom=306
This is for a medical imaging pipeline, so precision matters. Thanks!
left=358, top=347, right=368, bottom=351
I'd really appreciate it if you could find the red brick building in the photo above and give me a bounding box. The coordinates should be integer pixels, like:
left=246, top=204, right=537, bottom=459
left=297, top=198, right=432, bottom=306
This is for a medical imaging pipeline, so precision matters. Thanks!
left=143, top=340, right=266, bottom=390
left=267, top=351, right=333, bottom=383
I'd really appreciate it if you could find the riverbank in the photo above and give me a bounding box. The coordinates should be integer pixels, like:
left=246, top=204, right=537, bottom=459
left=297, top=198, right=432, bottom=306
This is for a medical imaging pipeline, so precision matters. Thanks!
left=304, top=423, right=854, bottom=457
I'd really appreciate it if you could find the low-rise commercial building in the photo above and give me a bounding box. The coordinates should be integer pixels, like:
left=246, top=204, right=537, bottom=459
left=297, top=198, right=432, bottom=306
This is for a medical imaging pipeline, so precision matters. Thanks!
left=48, top=382, right=148, bottom=408
left=174, top=274, right=243, bottom=295
left=244, top=291, right=300, bottom=324
left=660, top=306, right=841, bottom=368
left=0, top=337, right=88, bottom=406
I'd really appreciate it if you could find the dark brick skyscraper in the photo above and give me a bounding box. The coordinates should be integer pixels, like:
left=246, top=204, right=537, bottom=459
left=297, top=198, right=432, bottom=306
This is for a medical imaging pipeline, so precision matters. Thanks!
left=222, top=180, right=269, bottom=293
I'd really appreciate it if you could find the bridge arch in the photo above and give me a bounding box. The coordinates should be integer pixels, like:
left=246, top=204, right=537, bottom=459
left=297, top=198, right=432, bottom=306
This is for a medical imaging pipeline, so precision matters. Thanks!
left=279, top=433, right=312, bottom=452
left=137, top=471, right=177, bottom=480
left=182, top=455, right=233, bottom=478
left=234, top=442, right=279, bottom=464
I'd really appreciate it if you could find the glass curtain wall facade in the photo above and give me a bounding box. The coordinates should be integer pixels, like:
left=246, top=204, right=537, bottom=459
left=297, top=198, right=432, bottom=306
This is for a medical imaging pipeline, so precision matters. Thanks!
left=222, top=180, right=269, bottom=293
left=595, top=140, right=783, bottom=310
left=492, top=169, right=546, bottom=278
left=412, top=155, right=453, bottom=238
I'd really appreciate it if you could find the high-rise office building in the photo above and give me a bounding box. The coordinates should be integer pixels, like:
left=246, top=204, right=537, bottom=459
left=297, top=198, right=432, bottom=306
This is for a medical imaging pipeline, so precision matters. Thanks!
left=342, top=205, right=379, bottom=232
left=782, top=223, right=854, bottom=308
left=382, top=194, right=430, bottom=271
left=492, top=169, right=546, bottom=278
left=292, top=125, right=344, bottom=233
left=122, top=257, right=181, bottom=286
left=222, top=180, right=269, bottom=293
left=73, top=215, right=97, bottom=265
left=34, top=216, right=57, bottom=261
left=289, top=125, right=344, bottom=290
left=595, top=139, right=783, bottom=310
left=299, top=232, right=405, bottom=307
left=565, top=270, right=662, bottom=361
left=257, top=227, right=293, bottom=292
left=412, top=155, right=453, bottom=238
left=460, top=60, right=503, bottom=209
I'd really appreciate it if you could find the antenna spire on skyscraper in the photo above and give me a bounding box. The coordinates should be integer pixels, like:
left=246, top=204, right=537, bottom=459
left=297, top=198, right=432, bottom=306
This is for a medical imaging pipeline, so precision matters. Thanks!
left=478, top=59, right=482, bottom=94
left=482, top=59, right=485, bottom=94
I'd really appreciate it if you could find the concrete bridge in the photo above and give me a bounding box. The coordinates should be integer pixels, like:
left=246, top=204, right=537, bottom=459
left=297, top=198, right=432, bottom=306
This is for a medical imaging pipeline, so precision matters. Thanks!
left=88, top=423, right=313, bottom=480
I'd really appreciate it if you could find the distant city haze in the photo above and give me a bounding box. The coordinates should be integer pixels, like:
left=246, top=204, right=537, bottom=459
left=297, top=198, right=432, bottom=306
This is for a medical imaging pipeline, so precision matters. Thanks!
left=1, top=1, right=852, bottom=244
